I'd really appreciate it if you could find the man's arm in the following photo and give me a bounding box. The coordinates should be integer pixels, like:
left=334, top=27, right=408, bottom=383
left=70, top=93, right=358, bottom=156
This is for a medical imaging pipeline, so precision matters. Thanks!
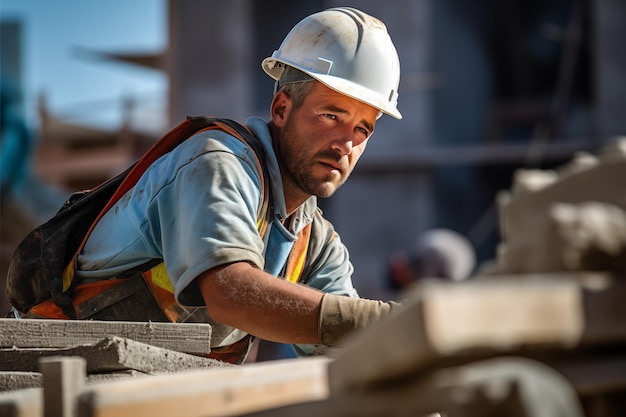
left=198, top=262, right=324, bottom=344
left=197, top=262, right=400, bottom=346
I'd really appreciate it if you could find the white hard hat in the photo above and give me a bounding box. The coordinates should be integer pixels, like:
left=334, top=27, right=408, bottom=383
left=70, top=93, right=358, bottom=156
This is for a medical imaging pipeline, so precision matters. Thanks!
left=262, top=7, right=402, bottom=120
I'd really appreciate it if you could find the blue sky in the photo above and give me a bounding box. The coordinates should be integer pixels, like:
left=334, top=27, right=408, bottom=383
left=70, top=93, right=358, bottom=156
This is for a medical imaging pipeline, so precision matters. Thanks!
left=1, top=0, right=167, bottom=129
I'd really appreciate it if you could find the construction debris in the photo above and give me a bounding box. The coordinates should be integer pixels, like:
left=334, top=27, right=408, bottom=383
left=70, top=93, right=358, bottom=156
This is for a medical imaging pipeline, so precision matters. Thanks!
left=494, top=138, right=626, bottom=274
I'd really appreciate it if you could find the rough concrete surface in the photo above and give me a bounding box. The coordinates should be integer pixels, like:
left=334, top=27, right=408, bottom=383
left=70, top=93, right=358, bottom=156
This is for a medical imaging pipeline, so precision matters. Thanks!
left=0, top=336, right=232, bottom=391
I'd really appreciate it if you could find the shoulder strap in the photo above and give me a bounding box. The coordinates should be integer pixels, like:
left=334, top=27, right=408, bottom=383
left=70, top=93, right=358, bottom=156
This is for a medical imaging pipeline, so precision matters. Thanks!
left=284, top=223, right=312, bottom=283
left=61, top=117, right=268, bottom=309
left=88, top=116, right=262, bottom=243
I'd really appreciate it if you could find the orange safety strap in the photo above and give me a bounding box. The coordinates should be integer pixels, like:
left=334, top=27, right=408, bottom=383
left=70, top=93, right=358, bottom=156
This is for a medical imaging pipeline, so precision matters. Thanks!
left=30, top=279, right=129, bottom=319
left=284, top=224, right=312, bottom=283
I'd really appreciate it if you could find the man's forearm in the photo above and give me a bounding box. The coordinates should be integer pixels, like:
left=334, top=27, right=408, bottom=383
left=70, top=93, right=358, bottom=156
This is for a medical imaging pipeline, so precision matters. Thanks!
left=198, top=262, right=324, bottom=344
left=197, top=262, right=399, bottom=346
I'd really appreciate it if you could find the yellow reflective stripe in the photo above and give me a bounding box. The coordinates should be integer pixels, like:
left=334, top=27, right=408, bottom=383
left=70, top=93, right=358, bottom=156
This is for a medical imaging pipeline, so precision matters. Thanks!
left=146, top=205, right=269, bottom=296
left=148, top=262, right=174, bottom=292
left=285, top=224, right=311, bottom=283
left=257, top=216, right=266, bottom=235
left=286, top=240, right=308, bottom=283
left=62, top=257, right=76, bottom=292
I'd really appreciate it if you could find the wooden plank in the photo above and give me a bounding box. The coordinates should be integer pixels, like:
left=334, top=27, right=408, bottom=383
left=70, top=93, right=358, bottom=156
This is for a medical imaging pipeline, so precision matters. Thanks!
left=243, top=357, right=586, bottom=417
left=328, top=273, right=626, bottom=394
left=77, top=356, right=330, bottom=417
left=1, top=337, right=231, bottom=374
left=0, top=388, right=42, bottom=417
left=421, top=275, right=583, bottom=353
left=40, top=356, right=86, bottom=417
left=0, top=319, right=211, bottom=354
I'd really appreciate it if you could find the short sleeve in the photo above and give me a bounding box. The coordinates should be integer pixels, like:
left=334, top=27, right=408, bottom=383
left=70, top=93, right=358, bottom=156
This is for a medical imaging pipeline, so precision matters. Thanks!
left=151, top=134, right=267, bottom=306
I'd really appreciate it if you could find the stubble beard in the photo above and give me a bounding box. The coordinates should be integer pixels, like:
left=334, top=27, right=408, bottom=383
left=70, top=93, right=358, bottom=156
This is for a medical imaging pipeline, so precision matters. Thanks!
left=279, top=119, right=347, bottom=199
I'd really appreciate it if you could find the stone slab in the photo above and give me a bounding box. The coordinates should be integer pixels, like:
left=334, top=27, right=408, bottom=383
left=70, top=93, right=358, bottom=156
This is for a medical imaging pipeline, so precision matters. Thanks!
left=0, top=318, right=212, bottom=354
left=0, top=336, right=231, bottom=374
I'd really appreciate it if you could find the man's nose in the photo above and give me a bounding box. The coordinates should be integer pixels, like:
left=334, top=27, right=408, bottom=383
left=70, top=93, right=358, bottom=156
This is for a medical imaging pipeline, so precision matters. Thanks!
left=330, top=125, right=361, bottom=155
left=331, top=136, right=354, bottom=155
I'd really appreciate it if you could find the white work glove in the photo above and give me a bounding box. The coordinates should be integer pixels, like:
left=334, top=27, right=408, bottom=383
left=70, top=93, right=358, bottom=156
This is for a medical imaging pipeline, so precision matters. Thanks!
left=318, top=293, right=401, bottom=346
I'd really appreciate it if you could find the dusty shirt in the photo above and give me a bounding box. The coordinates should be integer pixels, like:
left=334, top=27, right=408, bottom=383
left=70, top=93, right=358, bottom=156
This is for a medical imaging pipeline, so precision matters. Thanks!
left=76, top=116, right=358, bottom=356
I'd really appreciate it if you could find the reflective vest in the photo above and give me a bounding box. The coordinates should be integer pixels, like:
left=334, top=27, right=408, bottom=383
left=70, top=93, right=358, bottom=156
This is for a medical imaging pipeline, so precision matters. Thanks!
left=28, top=116, right=312, bottom=362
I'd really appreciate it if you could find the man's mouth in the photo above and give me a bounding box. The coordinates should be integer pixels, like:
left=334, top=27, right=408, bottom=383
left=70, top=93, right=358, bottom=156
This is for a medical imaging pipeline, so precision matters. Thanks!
left=318, top=160, right=343, bottom=174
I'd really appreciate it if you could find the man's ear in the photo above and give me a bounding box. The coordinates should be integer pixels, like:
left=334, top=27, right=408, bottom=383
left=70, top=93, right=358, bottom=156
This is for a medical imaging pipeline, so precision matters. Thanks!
left=270, top=91, right=291, bottom=128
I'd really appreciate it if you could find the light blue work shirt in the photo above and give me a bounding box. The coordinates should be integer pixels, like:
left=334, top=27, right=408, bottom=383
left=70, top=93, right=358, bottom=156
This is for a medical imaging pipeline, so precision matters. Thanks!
left=76, top=117, right=358, bottom=356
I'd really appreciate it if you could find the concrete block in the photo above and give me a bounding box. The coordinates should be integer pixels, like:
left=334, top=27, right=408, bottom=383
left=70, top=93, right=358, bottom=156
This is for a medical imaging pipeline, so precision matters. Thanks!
left=1, top=336, right=231, bottom=374
left=0, top=318, right=212, bottom=354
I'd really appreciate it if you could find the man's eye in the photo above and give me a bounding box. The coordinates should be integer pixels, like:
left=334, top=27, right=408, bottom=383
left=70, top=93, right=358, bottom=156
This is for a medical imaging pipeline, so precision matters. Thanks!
left=356, top=127, right=370, bottom=137
left=324, top=114, right=338, bottom=120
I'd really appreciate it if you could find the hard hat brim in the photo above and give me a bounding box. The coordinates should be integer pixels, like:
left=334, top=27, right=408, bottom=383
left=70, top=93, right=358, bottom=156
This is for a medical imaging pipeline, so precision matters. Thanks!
left=263, top=57, right=402, bottom=120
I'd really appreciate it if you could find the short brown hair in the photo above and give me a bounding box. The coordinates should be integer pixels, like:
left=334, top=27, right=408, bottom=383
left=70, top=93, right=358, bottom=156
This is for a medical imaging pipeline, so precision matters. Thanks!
left=277, top=79, right=316, bottom=110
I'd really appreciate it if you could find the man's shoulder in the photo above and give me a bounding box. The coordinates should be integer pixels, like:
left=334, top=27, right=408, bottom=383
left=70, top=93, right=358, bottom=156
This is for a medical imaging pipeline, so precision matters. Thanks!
left=158, top=126, right=261, bottom=173
left=189, top=127, right=252, bottom=153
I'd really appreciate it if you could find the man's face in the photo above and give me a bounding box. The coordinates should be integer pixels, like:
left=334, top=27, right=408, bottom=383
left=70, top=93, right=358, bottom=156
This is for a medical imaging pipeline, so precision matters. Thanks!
left=275, top=82, right=379, bottom=201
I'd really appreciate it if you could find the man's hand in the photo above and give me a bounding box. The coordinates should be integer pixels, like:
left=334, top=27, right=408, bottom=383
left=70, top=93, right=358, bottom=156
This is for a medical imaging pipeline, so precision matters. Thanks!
left=318, top=293, right=401, bottom=346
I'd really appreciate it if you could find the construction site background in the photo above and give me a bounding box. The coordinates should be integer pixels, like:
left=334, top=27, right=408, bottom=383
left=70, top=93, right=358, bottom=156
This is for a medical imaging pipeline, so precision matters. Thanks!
left=2, top=0, right=623, bottom=307
left=1, top=1, right=625, bottom=416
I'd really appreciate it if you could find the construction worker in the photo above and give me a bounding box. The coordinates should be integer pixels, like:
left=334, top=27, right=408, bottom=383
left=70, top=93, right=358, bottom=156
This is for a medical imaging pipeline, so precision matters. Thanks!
left=16, top=7, right=403, bottom=363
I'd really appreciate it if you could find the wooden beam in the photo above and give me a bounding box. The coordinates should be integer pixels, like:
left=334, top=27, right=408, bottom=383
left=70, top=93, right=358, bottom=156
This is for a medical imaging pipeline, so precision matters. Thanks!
left=40, top=356, right=86, bottom=417
left=328, top=272, right=626, bottom=394
left=0, top=319, right=212, bottom=354
left=241, top=357, right=586, bottom=417
left=77, top=356, right=330, bottom=417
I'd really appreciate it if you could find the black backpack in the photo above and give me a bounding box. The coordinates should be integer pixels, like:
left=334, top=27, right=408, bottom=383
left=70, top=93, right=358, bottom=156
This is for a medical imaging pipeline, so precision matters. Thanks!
left=6, top=116, right=265, bottom=318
